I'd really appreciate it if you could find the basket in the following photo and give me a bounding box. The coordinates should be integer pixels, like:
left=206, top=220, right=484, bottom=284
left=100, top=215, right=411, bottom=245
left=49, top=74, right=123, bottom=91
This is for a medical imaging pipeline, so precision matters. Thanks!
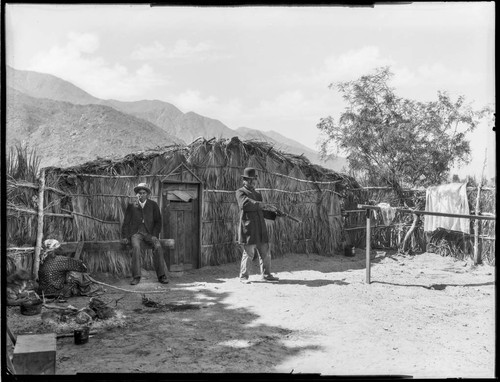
left=20, top=299, right=43, bottom=316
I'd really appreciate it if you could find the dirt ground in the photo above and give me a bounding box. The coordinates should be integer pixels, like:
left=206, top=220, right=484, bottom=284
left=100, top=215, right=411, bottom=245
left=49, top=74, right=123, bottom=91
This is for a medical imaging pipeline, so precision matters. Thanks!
left=6, top=249, right=496, bottom=378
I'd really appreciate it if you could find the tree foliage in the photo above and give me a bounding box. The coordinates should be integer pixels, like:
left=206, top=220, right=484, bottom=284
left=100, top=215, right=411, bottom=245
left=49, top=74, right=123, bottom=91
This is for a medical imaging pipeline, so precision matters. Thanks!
left=318, top=67, right=490, bottom=200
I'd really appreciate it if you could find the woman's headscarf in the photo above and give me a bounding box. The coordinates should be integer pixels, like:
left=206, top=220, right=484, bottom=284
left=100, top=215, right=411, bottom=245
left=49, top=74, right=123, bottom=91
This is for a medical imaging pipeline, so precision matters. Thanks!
left=40, top=239, right=61, bottom=265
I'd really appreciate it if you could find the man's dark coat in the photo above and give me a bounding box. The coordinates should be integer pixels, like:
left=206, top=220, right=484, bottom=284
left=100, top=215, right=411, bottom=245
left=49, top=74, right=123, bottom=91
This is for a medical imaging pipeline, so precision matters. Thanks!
left=121, top=199, right=162, bottom=239
left=236, top=185, right=276, bottom=245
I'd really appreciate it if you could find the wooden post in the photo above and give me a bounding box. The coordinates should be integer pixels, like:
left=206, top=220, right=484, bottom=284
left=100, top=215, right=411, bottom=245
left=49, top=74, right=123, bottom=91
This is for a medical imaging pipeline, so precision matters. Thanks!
left=474, top=151, right=487, bottom=265
left=32, top=168, right=45, bottom=280
left=473, top=184, right=483, bottom=265
left=366, top=208, right=371, bottom=284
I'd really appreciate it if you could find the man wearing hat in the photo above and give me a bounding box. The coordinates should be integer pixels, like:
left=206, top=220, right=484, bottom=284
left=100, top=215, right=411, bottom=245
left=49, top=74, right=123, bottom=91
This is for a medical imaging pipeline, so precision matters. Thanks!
left=236, top=167, right=280, bottom=283
left=121, top=183, right=168, bottom=285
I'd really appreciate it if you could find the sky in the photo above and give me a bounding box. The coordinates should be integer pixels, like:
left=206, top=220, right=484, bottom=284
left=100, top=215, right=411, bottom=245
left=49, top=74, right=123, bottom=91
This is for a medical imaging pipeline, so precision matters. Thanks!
left=4, top=2, right=496, bottom=180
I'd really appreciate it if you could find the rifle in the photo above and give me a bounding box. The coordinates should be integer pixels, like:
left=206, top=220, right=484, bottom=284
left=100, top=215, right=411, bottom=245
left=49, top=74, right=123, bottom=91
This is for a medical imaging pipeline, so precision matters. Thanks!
left=262, top=204, right=302, bottom=223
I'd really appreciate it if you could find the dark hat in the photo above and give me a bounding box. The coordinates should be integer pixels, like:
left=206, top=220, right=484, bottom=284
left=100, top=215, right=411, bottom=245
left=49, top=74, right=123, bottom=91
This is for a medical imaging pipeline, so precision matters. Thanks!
left=134, top=182, right=152, bottom=194
left=241, top=167, right=258, bottom=179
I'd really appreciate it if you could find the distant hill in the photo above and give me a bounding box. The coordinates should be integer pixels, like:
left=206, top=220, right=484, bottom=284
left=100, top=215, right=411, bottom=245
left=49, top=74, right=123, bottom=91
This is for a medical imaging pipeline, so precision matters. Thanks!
left=99, top=101, right=235, bottom=145
left=7, top=66, right=348, bottom=172
left=236, top=127, right=349, bottom=172
left=6, top=87, right=184, bottom=168
left=6, top=66, right=100, bottom=105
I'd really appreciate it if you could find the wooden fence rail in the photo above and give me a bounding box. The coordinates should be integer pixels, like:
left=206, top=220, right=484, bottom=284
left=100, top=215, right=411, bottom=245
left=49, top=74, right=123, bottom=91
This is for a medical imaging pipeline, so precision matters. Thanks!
left=357, top=204, right=496, bottom=284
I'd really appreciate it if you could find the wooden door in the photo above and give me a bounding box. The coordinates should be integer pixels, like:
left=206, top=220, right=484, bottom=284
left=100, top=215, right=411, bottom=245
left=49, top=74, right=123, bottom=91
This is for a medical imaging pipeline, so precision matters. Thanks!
left=161, top=182, right=200, bottom=271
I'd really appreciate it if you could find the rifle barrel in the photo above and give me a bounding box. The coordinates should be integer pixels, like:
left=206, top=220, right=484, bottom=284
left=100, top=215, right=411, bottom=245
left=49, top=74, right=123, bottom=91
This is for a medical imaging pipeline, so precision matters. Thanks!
left=283, top=213, right=302, bottom=223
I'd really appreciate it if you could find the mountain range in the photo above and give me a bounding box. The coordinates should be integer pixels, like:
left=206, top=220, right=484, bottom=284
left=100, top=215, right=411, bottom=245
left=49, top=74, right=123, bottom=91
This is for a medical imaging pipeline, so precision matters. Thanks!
left=6, top=66, right=348, bottom=171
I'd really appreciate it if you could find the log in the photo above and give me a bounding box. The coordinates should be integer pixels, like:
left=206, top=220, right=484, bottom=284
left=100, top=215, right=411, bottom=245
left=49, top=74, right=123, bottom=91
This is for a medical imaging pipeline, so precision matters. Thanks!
left=58, top=239, right=175, bottom=254
left=473, top=185, right=482, bottom=265
left=365, top=209, right=371, bottom=284
left=474, top=153, right=487, bottom=265
left=56, top=331, right=97, bottom=339
left=33, top=169, right=45, bottom=280
left=400, top=213, right=419, bottom=254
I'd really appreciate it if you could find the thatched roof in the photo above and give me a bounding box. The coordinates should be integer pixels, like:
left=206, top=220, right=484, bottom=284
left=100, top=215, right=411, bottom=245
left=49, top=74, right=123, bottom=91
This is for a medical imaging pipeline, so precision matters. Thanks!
left=45, top=137, right=359, bottom=190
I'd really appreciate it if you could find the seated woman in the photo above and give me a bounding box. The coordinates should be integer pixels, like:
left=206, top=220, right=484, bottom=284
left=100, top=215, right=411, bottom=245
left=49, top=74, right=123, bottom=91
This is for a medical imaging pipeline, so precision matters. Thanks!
left=37, top=239, right=103, bottom=298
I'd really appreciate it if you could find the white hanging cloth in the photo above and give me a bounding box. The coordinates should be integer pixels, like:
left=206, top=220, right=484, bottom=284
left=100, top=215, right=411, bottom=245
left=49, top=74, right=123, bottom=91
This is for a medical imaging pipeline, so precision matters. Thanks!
left=424, top=183, right=470, bottom=234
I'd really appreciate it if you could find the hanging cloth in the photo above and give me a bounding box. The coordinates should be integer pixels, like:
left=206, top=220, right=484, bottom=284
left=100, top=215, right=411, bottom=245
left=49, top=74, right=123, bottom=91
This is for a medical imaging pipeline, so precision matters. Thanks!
left=424, top=182, right=470, bottom=234
left=376, top=203, right=397, bottom=226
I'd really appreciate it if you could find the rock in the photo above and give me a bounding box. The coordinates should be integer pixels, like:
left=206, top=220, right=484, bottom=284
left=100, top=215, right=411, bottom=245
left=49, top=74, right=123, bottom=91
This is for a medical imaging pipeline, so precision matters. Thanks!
left=81, top=307, right=97, bottom=319
left=75, top=311, right=93, bottom=324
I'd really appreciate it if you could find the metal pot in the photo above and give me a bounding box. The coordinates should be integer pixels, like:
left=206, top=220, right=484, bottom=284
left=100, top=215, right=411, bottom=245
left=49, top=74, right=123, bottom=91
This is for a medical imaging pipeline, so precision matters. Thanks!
left=74, top=327, right=90, bottom=345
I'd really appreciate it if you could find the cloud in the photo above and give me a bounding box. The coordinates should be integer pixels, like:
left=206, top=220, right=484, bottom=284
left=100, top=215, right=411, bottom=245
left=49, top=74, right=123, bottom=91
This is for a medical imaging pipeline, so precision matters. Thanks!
left=131, top=39, right=229, bottom=61
left=254, top=90, right=336, bottom=122
left=310, top=46, right=396, bottom=86
left=67, top=31, right=99, bottom=53
left=169, top=40, right=213, bottom=59
left=130, top=41, right=166, bottom=60
left=393, top=63, right=475, bottom=88
left=28, top=32, right=170, bottom=100
left=172, top=89, right=243, bottom=122
left=392, top=63, right=492, bottom=104
left=290, top=45, right=492, bottom=104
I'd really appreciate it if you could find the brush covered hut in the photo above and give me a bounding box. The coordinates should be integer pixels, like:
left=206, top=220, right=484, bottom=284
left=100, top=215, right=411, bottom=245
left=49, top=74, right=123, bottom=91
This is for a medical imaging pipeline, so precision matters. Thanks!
left=7, top=137, right=360, bottom=277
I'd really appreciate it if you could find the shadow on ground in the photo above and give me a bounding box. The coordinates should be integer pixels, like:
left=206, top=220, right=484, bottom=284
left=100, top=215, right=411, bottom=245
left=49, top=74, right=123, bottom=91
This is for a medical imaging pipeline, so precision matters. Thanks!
left=373, top=280, right=495, bottom=290
left=10, top=276, right=323, bottom=374
left=251, top=279, right=350, bottom=287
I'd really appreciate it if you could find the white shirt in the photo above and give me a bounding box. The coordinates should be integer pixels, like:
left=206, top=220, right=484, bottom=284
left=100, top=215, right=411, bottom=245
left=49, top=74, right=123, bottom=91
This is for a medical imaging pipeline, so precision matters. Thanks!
left=138, top=200, right=146, bottom=209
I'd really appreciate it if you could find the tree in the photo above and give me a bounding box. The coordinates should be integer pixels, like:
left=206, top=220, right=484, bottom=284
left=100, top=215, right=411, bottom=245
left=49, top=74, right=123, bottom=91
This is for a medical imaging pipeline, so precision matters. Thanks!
left=317, top=67, right=490, bottom=204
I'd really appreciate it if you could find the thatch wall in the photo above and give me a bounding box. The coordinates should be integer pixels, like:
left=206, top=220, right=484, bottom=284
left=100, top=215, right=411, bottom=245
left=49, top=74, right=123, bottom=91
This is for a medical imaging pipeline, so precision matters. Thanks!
left=6, top=138, right=360, bottom=276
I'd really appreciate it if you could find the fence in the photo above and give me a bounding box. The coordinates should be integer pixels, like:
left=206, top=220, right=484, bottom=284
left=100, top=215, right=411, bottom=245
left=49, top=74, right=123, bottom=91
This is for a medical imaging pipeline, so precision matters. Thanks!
left=342, top=186, right=496, bottom=265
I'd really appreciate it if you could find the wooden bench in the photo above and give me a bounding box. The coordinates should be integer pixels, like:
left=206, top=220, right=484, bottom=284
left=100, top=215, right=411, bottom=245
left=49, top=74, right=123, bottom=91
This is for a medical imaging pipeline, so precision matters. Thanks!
left=61, top=239, right=176, bottom=270
left=13, top=333, right=56, bottom=374
left=59, top=239, right=175, bottom=255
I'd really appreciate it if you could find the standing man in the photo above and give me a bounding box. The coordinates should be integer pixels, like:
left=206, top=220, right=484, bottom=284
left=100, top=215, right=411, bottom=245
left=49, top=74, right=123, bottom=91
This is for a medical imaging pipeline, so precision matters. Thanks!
left=121, top=183, right=169, bottom=285
left=236, top=167, right=280, bottom=283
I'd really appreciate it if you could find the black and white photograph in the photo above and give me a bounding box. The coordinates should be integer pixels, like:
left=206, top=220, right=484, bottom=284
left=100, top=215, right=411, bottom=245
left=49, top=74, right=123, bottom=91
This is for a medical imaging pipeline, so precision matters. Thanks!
left=2, top=2, right=496, bottom=378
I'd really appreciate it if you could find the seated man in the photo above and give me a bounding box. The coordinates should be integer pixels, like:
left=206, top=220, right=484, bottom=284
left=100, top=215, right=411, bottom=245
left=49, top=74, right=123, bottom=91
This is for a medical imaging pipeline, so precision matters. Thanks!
left=37, top=239, right=102, bottom=298
left=121, top=182, right=169, bottom=285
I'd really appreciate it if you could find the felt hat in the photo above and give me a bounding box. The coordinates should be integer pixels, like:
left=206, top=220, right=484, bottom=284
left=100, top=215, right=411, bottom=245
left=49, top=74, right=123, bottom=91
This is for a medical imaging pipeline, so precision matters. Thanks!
left=241, top=167, right=258, bottom=179
left=134, top=183, right=151, bottom=194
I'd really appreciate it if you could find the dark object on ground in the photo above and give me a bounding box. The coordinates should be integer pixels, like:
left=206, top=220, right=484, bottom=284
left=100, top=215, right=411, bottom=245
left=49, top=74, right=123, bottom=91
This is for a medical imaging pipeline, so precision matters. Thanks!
left=20, top=298, right=43, bottom=316
left=262, top=274, right=279, bottom=281
left=142, top=295, right=160, bottom=307
left=158, top=275, right=169, bottom=284
left=344, top=246, right=356, bottom=257
left=74, top=327, right=90, bottom=345
left=89, top=297, right=116, bottom=319
left=142, top=295, right=203, bottom=312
